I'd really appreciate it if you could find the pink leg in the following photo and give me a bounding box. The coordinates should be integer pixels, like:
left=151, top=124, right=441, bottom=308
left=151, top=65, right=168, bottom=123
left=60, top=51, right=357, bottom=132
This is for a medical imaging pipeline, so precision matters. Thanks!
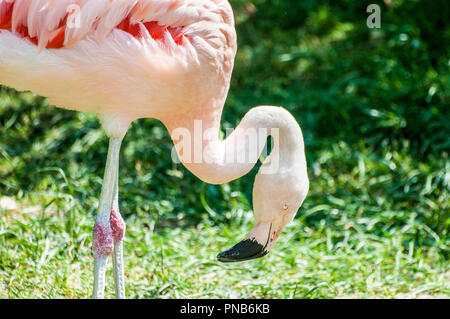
left=92, top=138, right=122, bottom=299
left=92, top=221, right=114, bottom=298
left=92, top=202, right=126, bottom=298
left=110, top=195, right=126, bottom=298
left=110, top=204, right=125, bottom=245
left=93, top=223, right=114, bottom=257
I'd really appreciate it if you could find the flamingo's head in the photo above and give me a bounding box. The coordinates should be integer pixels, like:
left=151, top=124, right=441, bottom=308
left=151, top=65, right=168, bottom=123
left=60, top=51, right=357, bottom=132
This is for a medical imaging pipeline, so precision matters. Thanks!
left=217, top=164, right=309, bottom=262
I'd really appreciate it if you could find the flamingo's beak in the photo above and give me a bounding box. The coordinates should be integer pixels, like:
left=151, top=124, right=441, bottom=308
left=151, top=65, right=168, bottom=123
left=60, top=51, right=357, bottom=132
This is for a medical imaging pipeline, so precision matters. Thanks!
left=217, top=222, right=281, bottom=262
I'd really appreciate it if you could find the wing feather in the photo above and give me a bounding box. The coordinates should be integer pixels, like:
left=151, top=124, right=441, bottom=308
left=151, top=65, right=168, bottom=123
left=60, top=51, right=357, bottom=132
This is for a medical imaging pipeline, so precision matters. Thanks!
left=1, top=0, right=233, bottom=52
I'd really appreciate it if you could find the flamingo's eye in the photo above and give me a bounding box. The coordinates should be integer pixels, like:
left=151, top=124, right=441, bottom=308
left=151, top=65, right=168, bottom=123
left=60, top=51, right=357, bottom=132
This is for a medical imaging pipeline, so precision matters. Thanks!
left=282, top=204, right=289, bottom=211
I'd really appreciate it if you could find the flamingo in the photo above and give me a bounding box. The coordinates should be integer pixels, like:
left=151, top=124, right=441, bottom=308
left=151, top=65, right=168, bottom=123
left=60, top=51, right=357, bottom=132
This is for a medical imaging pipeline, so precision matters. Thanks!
left=0, top=0, right=309, bottom=298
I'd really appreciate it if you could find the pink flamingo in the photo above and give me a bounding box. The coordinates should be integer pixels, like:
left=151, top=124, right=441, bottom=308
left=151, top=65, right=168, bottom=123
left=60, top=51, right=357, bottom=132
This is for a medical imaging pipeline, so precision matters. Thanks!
left=0, top=0, right=309, bottom=298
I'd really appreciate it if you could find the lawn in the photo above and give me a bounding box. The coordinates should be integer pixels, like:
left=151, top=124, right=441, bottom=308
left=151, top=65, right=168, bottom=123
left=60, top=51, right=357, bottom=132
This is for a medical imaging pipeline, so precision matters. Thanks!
left=0, top=0, right=449, bottom=298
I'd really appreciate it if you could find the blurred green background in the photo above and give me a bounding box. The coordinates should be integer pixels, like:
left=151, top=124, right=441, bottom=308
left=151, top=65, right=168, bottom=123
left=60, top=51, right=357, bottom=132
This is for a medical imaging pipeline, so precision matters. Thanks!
left=0, top=0, right=449, bottom=298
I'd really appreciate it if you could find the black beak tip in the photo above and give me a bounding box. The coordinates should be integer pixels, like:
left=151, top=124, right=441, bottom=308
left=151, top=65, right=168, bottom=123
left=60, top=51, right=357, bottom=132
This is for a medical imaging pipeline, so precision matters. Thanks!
left=217, top=239, right=269, bottom=263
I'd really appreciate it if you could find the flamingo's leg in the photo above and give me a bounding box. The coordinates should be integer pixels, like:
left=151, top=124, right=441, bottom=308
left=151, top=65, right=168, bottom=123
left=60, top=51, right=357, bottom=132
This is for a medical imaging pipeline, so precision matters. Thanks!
left=111, top=178, right=126, bottom=299
left=93, top=138, right=122, bottom=299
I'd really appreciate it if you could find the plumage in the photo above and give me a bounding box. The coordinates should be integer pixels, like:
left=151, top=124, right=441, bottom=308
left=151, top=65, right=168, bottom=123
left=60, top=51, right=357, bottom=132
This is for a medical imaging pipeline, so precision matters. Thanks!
left=0, top=0, right=235, bottom=138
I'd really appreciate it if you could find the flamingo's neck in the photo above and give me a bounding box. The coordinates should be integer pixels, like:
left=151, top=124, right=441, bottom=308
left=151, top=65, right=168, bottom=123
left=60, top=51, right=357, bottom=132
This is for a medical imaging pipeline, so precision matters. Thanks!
left=166, top=106, right=307, bottom=185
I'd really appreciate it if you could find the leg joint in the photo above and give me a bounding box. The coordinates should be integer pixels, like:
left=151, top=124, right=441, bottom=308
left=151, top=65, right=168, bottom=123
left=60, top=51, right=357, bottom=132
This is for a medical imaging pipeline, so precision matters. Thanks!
left=93, top=223, right=114, bottom=257
left=110, top=208, right=126, bottom=243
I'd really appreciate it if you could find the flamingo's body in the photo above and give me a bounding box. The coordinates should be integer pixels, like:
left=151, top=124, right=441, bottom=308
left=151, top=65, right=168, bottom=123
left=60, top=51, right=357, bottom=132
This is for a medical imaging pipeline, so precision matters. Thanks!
left=0, top=0, right=235, bottom=138
left=0, top=0, right=309, bottom=298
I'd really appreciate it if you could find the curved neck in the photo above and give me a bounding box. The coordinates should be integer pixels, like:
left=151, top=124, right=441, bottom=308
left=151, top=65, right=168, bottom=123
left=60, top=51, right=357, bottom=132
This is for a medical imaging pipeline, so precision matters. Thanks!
left=166, top=106, right=307, bottom=185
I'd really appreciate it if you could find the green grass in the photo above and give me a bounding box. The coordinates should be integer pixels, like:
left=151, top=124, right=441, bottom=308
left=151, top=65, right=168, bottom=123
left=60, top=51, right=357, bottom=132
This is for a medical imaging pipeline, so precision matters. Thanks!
left=0, top=191, right=448, bottom=298
left=1, top=192, right=448, bottom=299
left=0, top=0, right=449, bottom=298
